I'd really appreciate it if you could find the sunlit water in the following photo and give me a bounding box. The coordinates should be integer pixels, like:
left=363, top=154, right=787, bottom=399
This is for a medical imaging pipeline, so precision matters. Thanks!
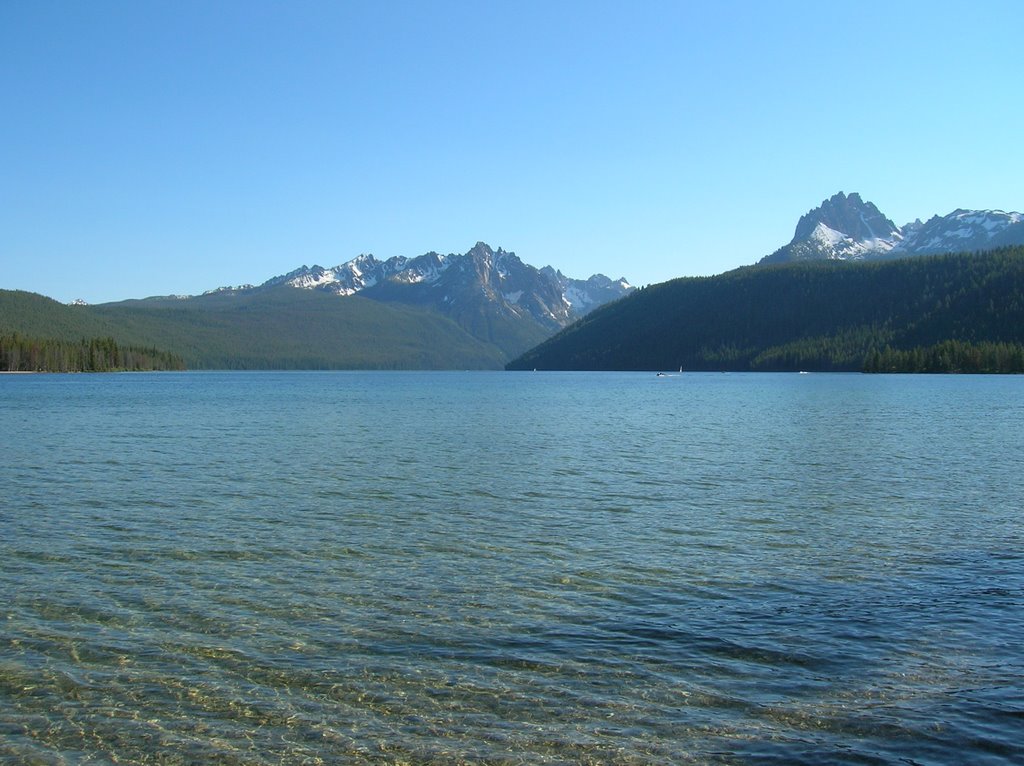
left=2, top=371, right=1022, bottom=765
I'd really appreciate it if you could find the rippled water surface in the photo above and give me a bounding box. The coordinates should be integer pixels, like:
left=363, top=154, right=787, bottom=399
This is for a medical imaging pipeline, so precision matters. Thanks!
left=2, top=371, right=1023, bottom=764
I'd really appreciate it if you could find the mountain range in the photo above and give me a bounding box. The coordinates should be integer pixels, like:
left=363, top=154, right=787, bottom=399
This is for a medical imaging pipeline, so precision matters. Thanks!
left=6, top=193, right=1024, bottom=372
left=247, top=241, right=633, bottom=334
left=2, top=243, right=632, bottom=370
left=761, top=192, right=1024, bottom=264
left=180, top=241, right=633, bottom=362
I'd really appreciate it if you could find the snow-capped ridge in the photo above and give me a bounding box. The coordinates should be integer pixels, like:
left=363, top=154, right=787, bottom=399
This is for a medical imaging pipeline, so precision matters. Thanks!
left=203, top=284, right=256, bottom=295
left=249, top=242, right=633, bottom=331
left=761, top=193, right=1024, bottom=265
left=893, top=209, right=1024, bottom=255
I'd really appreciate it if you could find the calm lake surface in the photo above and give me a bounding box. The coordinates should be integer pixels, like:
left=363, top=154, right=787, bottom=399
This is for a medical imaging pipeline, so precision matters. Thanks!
left=2, top=371, right=1022, bottom=765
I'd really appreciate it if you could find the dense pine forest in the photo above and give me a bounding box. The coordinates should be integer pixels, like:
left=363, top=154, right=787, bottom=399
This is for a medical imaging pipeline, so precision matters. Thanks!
left=0, top=333, right=186, bottom=372
left=508, top=247, right=1024, bottom=373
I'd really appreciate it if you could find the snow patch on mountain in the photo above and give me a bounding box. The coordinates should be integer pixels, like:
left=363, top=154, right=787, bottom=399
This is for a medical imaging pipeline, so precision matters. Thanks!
left=805, top=221, right=901, bottom=260
left=893, top=209, right=1024, bottom=255
left=203, top=284, right=255, bottom=295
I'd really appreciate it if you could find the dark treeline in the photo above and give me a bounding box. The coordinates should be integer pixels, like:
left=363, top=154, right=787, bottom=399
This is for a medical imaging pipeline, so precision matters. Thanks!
left=508, top=246, right=1024, bottom=373
left=0, top=333, right=186, bottom=372
left=864, top=340, right=1024, bottom=374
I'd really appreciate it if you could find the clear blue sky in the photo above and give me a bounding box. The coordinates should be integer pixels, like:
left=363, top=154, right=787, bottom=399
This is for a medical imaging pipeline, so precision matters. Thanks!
left=2, top=0, right=1021, bottom=304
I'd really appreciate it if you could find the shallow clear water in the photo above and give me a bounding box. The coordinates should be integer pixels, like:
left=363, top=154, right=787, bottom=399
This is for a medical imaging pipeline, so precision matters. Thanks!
left=2, top=371, right=1022, bottom=764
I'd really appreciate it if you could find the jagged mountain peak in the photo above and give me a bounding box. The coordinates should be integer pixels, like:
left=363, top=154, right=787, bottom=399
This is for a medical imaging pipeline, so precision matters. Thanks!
left=248, top=242, right=633, bottom=334
left=792, top=191, right=900, bottom=244
left=466, top=241, right=496, bottom=257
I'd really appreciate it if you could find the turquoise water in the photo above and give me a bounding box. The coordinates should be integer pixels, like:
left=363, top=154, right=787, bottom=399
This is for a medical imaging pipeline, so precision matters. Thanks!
left=2, top=371, right=1022, bottom=764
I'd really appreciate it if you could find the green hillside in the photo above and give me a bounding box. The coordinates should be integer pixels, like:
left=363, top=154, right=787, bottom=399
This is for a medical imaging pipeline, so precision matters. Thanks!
left=0, top=287, right=508, bottom=370
left=507, top=247, right=1024, bottom=373
left=0, top=291, right=185, bottom=371
left=95, top=287, right=508, bottom=369
left=0, top=290, right=122, bottom=340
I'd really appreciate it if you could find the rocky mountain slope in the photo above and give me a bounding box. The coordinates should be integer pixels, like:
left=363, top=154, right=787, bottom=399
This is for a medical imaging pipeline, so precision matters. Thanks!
left=229, top=242, right=632, bottom=333
left=761, top=192, right=1024, bottom=264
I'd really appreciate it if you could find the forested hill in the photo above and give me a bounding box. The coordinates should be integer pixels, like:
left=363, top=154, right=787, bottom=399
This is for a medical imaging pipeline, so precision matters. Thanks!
left=0, top=287, right=510, bottom=370
left=507, top=247, right=1024, bottom=373
left=0, top=290, right=186, bottom=371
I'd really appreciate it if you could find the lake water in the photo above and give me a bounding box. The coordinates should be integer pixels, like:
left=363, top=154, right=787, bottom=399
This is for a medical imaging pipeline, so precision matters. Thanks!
left=2, top=371, right=1022, bottom=765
